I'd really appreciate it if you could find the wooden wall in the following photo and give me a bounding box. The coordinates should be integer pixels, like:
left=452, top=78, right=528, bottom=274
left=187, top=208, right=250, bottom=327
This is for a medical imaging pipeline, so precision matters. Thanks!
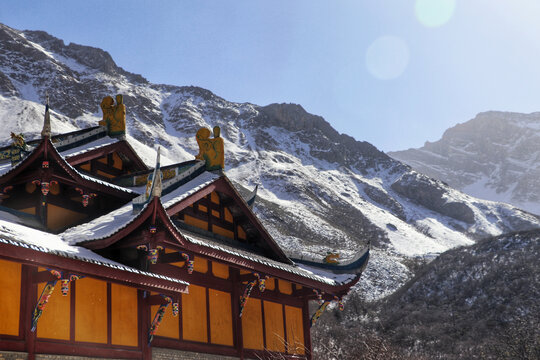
left=179, top=191, right=248, bottom=243
left=155, top=255, right=307, bottom=356
left=0, top=259, right=21, bottom=336
left=0, top=256, right=309, bottom=358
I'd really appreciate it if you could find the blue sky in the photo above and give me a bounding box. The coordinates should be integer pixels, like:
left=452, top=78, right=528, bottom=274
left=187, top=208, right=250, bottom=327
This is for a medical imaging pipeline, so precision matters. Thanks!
left=2, top=0, right=540, bottom=151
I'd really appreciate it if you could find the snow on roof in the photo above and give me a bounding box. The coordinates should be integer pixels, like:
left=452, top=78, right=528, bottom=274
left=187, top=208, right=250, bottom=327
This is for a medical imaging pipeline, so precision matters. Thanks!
left=52, top=139, right=137, bottom=195
left=79, top=172, right=137, bottom=194
left=0, top=211, right=187, bottom=286
left=62, top=171, right=220, bottom=245
left=180, top=230, right=356, bottom=286
left=161, top=170, right=219, bottom=208
left=60, top=136, right=119, bottom=158
left=0, top=138, right=136, bottom=195
left=0, top=161, right=13, bottom=176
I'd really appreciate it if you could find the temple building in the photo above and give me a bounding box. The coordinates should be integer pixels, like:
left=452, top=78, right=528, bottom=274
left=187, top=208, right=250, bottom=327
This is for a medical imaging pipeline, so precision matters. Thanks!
left=0, top=97, right=369, bottom=360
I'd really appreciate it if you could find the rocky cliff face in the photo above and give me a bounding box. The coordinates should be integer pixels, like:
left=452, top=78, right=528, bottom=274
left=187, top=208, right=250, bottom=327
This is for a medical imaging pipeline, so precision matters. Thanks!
left=1, top=23, right=539, bottom=299
left=389, top=111, right=540, bottom=215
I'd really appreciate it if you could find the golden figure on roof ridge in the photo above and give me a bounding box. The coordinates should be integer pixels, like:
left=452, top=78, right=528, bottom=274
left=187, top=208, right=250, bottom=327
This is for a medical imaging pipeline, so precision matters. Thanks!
left=100, top=94, right=126, bottom=138
left=195, top=125, right=224, bottom=170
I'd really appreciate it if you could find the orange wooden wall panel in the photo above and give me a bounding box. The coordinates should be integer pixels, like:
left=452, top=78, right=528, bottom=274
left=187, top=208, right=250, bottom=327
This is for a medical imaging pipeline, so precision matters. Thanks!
left=20, top=207, right=36, bottom=215
left=184, top=214, right=208, bottom=232
left=264, top=300, right=285, bottom=352
left=0, top=259, right=21, bottom=336
left=111, top=284, right=139, bottom=346
left=208, top=289, right=233, bottom=346
left=150, top=303, right=179, bottom=339
left=237, top=226, right=246, bottom=240
left=265, top=278, right=275, bottom=291
left=182, top=284, right=208, bottom=343
left=241, top=298, right=264, bottom=350
left=193, top=256, right=208, bottom=273
left=47, top=204, right=86, bottom=231
left=112, top=152, right=123, bottom=170
left=165, top=248, right=185, bottom=268
left=212, top=224, right=234, bottom=239
left=285, top=305, right=305, bottom=354
left=96, top=170, right=115, bottom=179
left=224, top=208, right=233, bottom=223
left=278, top=280, right=293, bottom=295
left=75, top=277, right=108, bottom=343
left=36, top=280, right=70, bottom=340
left=211, top=261, right=229, bottom=279
left=210, top=192, right=220, bottom=204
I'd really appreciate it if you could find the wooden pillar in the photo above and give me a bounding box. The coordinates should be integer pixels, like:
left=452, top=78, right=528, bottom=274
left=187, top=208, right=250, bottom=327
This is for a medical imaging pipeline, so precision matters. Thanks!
left=23, top=265, right=37, bottom=360
left=231, top=269, right=244, bottom=360
left=282, top=304, right=289, bottom=354
left=302, top=298, right=312, bottom=360
left=139, top=290, right=151, bottom=360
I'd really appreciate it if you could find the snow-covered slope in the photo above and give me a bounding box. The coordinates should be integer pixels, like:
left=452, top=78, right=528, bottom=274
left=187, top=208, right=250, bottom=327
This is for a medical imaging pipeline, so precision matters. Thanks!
left=389, top=111, right=540, bottom=215
left=1, top=23, right=539, bottom=299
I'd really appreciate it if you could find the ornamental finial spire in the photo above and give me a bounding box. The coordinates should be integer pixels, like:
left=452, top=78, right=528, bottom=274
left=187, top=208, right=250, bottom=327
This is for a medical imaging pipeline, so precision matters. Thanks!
left=41, top=94, right=51, bottom=138
left=151, top=147, right=162, bottom=198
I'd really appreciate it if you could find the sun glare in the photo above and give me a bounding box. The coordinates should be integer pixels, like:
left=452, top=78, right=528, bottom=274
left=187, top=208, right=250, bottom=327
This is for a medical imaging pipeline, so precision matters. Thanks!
left=365, top=36, right=410, bottom=80
left=415, top=0, right=456, bottom=27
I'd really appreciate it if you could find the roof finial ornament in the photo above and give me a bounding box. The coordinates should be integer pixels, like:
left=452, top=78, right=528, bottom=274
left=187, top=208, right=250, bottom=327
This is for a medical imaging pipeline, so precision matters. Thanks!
left=41, top=93, right=51, bottom=138
left=133, top=147, right=162, bottom=212
left=151, top=147, right=162, bottom=198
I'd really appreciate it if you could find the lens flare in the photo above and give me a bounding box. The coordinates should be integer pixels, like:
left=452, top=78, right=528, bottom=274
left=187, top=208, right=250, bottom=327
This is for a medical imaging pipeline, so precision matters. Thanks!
left=415, top=0, right=456, bottom=27
left=365, top=36, right=410, bottom=80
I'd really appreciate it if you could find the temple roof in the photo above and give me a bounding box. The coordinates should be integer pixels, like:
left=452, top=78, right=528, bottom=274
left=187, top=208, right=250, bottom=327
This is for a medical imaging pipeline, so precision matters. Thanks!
left=0, top=209, right=188, bottom=293
left=181, top=230, right=357, bottom=286
left=0, top=122, right=367, bottom=296
left=62, top=171, right=220, bottom=244
left=0, top=136, right=138, bottom=196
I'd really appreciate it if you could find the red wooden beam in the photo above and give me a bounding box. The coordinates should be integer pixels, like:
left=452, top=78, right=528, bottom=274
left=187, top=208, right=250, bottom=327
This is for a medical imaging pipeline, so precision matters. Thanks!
left=150, top=263, right=232, bottom=293
left=0, top=242, right=188, bottom=294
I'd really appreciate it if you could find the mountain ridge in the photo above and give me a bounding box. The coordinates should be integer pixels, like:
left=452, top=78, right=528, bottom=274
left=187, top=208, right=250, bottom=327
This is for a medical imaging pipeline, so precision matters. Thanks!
left=389, top=110, right=540, bottom=215
left=1, top=22, right=539, bottom=300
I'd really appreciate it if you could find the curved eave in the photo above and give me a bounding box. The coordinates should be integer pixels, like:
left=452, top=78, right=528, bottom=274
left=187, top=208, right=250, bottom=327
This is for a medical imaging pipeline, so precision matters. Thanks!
left=80, top=196, right=359, bottom=295
left=0, top=138, right=136, bottom=199
left=184, top=241, right=362, bottom=295
left=292, top=247, right=370, bottom=275
left=0, top=237, right=188, bottom=294
left=78, top=197, right=187, bottom=250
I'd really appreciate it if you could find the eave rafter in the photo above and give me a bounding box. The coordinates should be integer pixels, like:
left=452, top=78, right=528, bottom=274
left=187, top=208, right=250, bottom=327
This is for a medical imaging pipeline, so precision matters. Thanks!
left=0, top=138, right=136, bottom=201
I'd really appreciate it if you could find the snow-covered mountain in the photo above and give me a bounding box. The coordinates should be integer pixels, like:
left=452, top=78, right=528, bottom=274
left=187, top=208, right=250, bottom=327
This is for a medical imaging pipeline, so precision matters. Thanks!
left=1, top=23, right=539, bottom=299
left=389, top=111, right=540, bottom=215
